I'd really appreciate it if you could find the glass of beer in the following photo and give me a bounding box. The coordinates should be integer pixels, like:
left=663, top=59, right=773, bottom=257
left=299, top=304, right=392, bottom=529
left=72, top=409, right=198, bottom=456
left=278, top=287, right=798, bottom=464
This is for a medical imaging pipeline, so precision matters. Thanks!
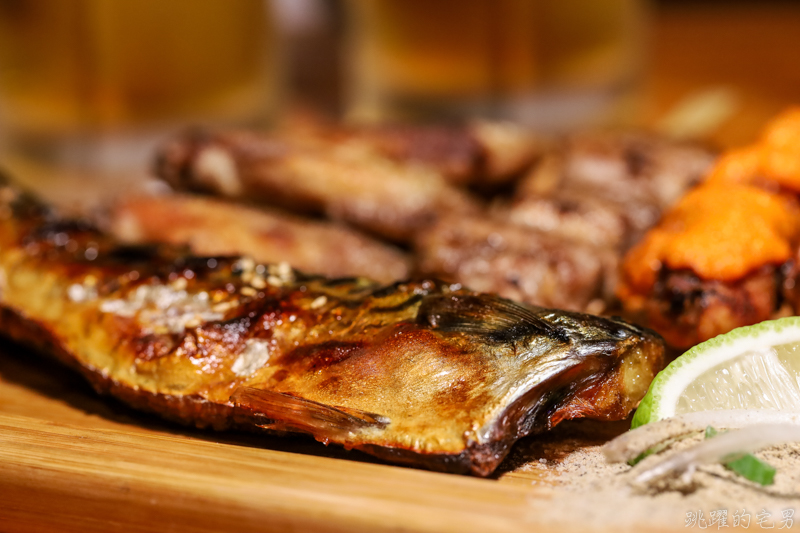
left=345, top=0, right=647, bottom=129
left=0, top=0, right=279, bottom=184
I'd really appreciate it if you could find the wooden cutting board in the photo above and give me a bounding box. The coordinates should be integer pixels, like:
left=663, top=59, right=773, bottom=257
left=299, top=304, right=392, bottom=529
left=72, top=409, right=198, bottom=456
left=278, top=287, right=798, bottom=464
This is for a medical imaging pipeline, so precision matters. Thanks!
left=0, top=339, right=688, bottom=533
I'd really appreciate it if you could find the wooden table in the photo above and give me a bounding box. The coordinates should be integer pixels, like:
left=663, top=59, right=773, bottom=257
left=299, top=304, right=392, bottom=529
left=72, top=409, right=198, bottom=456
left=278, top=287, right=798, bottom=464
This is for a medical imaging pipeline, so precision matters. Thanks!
left=1, top=339, right=653, bottom=533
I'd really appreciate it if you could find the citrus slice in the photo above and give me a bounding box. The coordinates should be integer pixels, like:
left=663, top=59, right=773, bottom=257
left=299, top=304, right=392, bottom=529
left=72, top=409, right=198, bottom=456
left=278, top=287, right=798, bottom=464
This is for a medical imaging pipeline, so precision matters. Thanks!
left=632, top=317, right=800, bottom=428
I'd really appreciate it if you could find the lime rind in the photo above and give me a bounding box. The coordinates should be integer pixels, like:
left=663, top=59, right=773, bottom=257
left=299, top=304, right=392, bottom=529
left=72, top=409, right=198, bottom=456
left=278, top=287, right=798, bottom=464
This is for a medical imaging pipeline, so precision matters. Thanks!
left=632, top=316, right=800, bottom=428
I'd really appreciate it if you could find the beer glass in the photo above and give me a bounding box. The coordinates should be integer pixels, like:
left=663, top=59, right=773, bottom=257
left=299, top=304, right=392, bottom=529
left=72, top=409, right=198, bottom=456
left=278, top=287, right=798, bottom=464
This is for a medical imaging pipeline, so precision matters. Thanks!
left=0, top=0, right=279, bottom=184
left=345, top=0, right=647, bottom=129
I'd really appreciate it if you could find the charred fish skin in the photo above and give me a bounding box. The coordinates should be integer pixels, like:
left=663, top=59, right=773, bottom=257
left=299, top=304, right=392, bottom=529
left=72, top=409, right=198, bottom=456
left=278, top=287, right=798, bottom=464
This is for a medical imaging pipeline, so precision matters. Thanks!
left=0, top=180, right=664, bottom=476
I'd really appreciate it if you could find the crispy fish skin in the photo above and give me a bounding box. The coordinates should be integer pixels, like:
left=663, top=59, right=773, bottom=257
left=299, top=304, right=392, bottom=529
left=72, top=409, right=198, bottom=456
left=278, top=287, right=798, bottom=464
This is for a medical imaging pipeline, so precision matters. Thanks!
left=0, top=183, right=664, bottom=476
left=155, top=129, right=478, bottom=242
left=108, top=193, right=411, bottom=283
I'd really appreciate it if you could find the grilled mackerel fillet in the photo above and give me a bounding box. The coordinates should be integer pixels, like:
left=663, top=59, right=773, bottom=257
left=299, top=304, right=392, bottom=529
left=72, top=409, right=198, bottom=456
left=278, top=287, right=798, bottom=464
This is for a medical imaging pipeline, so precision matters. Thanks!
left=0, top=181, right=664, bottom=476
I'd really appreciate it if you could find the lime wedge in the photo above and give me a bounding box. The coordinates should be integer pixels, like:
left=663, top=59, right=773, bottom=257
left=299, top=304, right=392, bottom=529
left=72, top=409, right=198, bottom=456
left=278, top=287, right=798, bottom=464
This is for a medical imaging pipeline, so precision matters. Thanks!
left=632, top=317, right=800, bottom=428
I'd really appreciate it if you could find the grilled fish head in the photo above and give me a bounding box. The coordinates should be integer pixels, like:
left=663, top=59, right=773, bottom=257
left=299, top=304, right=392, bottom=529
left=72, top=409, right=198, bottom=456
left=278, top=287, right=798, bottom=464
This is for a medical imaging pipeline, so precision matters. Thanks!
left=410, top=293, right=663, bottom=474
left=232, top=289, right=664, bottom=476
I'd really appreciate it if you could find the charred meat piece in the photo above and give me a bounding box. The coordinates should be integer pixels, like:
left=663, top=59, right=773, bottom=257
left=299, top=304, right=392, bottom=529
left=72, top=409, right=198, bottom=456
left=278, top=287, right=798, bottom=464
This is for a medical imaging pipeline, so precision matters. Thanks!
left=347, top=125, right=483, bottom=186
left=415, top=214, right=618, bottom=313
left=107, top=193, right=411, bottom=283
left=155, top=129, right=479, bottom=242
left=511, top=133, right=713, bottom=250
left=336, top=121, right=541, bottom=187
left=506, top=189, right=630, bottom=250
left=618, top=182, right=800, bottom=348
left=625, top=267, right=783, bottom=349
left=509, top=184, right=661, bottom=253
left=0, top=179, right=664, bottom=476
left=416, top=133, right=711, bottom=315
left=517, top=132, right=713, bottom=208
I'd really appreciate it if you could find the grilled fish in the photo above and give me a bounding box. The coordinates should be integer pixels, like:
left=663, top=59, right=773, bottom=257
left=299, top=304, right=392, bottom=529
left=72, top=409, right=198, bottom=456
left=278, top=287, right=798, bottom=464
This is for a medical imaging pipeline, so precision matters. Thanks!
left=0, top=180, right=664, bottom=476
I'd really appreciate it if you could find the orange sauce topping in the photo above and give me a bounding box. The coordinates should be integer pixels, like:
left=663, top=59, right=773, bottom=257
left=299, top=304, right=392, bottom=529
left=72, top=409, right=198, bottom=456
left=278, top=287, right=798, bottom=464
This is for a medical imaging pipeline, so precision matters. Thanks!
left=623, top=184, right=799, bottom=293
left=759, top=108, right=800, bottom=191
left=704, top=108, right=800, bottom=191
left=622, top=107, right=800, bottom=295
left=704, top=146, right=762, bottom=186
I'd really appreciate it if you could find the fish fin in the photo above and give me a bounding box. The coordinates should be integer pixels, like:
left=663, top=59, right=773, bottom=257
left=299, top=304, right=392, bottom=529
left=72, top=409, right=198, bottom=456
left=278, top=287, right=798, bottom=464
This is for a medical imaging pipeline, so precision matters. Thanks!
left=416, top=293, right=568, bottom=343
left=232, top=387, right=389, bottom=439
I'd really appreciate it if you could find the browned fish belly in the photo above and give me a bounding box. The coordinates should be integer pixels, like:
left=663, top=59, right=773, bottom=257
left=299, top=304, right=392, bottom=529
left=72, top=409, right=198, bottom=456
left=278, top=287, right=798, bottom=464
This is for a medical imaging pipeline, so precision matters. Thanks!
left=0, top=180, right=664, bottom=476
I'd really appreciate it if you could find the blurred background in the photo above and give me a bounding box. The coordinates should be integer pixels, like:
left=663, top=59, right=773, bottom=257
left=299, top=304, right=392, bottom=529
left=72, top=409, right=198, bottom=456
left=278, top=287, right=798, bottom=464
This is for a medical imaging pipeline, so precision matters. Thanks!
left=270, top=0, right=800, bottom=148
left=0, top=0, right=799, bottom=194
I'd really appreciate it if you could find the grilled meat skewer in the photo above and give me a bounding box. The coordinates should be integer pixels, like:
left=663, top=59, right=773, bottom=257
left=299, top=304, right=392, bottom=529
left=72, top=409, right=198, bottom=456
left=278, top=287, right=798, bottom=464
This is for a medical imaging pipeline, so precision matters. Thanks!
left=156, top=129, right=479, bottom=242
left=415, top=133, right=712, bottom=313
left=619, top=109, right=800, bottom=347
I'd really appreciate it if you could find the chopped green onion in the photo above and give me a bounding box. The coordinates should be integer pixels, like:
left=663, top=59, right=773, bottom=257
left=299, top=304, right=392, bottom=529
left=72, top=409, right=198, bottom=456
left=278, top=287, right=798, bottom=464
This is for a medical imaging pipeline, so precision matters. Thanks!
left=704, top=426, right=776, bottom=486
left=627, top=432, right=697, bottom=466
left=628, top=439, right=672, bottom=466
left=725, top=454, right=776, bottom=485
